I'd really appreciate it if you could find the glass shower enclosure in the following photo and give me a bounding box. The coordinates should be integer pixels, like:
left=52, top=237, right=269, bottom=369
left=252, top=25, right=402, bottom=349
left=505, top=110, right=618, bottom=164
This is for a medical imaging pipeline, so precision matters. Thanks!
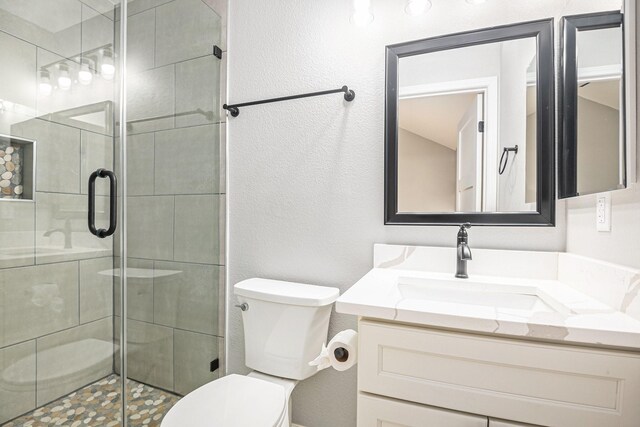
left=0, top=1, right=225, bottom=425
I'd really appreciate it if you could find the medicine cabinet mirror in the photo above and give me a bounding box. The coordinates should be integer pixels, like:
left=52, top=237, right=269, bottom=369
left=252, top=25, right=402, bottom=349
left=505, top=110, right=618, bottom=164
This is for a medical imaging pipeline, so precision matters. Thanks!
left=559, top=11, right=627, bottom=198
left=385, top=20, right=555, bottom=226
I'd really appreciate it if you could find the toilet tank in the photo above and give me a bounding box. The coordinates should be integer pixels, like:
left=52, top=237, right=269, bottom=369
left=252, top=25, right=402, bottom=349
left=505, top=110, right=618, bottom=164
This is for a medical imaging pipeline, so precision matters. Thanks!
left=235, top=278, right=340, bottom=380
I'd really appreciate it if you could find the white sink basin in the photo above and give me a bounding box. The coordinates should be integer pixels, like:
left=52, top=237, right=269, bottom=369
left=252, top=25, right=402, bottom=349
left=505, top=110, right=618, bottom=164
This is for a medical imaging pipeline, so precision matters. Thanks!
left=336, top=246, right=640, bottom=349
left=397, top=276, right=569, bottom=314
left=336, top=266, right=640, bottom=348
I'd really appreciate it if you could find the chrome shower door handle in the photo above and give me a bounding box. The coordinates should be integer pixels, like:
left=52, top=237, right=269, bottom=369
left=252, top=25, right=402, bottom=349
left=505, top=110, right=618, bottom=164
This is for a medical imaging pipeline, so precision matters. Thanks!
left=88, top=168, right=117, bottom=238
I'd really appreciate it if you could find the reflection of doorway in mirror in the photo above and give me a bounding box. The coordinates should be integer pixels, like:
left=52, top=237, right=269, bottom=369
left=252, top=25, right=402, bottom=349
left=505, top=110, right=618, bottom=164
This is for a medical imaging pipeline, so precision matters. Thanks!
left=456, top=93, right=484, bottom=211
left=575, top=26, right=623, bottom=195
left=397, top=77, right=498, bottom=213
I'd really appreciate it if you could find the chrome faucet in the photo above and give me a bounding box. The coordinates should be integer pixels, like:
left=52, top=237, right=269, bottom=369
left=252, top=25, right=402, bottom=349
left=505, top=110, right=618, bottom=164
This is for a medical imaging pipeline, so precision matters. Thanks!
left=455, top=223, right=472, bottom=279
left=44, top=218, right=72, bottom=249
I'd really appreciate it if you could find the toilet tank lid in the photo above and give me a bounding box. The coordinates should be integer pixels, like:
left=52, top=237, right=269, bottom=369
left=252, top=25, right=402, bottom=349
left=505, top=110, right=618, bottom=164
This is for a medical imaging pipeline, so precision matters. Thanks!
left=234, top=278, right=340, bottom=307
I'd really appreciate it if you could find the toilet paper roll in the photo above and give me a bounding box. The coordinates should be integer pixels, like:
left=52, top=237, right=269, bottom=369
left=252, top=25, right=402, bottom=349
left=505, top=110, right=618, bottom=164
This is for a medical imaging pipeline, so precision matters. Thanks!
left=309, top=329, right=358, bottom=372
left=328, top=329, right=358, bottom=371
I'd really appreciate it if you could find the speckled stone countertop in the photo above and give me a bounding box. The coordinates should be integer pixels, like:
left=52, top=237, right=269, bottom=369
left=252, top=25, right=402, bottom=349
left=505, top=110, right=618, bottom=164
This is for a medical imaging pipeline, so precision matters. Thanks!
left=337, top=244, right=640, bottom=350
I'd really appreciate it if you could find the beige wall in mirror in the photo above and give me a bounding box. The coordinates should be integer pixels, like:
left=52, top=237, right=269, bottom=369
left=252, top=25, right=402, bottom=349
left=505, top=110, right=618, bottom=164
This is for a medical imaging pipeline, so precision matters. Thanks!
left=397, top=37, right=537, bottom=214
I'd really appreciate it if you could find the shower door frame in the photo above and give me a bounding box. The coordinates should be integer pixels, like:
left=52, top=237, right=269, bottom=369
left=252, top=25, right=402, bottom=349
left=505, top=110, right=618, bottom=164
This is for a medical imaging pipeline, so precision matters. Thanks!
left=117, top=1, right=129, bottom=424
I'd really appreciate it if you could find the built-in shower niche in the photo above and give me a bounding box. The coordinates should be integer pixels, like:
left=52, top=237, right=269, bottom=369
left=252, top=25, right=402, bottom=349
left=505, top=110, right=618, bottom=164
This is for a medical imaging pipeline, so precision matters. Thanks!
left=0, top=134, right=34, bottom=201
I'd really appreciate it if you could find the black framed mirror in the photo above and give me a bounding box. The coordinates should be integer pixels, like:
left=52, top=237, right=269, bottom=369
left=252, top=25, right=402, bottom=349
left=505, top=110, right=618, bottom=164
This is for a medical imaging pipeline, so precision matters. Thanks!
left=559, top=11, right=626, bottom=199
left=385, top=19, right=555, bottom=226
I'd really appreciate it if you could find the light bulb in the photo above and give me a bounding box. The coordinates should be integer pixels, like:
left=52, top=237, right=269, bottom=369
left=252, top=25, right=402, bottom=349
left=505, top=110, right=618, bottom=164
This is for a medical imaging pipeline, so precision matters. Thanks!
left=351, top=10, right=374, bottom=26
left=353, top=0, right=370, bottom=10
left=405, top=0, right=432, bottom=15
left=58, top=64, right=71, bottom=91
left=101, top=62, right=115, bottom=80
left=351, top=0, right=373, bottom=26
left=78, top=61, right=93, bottom=85
left=39, top=69, right=52, bottom=96
left=101, top=49, right=115, bottom=81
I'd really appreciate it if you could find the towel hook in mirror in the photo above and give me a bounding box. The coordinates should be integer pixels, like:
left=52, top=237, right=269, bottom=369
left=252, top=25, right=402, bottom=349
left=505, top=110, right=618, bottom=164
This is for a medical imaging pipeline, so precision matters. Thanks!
left=498, top=145, right=519, bottom=175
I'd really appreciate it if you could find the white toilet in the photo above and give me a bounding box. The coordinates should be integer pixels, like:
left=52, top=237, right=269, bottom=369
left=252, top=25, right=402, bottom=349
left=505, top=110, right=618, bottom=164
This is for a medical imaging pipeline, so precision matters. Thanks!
left=162, top=278, right=340, bottom=427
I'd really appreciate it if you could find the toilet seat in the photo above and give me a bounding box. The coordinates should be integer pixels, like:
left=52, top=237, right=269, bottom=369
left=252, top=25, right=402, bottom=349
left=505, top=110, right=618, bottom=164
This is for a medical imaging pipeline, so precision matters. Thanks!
left=161, top=374, right=287, bottom=427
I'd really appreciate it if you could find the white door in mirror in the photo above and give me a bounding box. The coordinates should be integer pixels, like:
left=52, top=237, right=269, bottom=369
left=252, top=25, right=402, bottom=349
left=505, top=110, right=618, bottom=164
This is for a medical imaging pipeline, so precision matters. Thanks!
left=456, top=93, right=484, bottom=211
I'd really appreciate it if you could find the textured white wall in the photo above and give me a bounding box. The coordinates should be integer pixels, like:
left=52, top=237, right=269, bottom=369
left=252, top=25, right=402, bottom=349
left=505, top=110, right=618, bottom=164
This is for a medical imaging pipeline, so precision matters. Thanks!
left=566, top=0, right=639, bottom=270
left=566, top=184, right=640, bottom=269
left=227, top=1, right=622, bottom=426
left=567, top=0, right=640, bottom=268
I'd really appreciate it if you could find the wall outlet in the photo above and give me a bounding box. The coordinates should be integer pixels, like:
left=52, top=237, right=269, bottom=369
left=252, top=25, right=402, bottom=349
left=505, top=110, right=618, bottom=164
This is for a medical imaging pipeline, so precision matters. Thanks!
left=596, top=192, right=611, bottom=232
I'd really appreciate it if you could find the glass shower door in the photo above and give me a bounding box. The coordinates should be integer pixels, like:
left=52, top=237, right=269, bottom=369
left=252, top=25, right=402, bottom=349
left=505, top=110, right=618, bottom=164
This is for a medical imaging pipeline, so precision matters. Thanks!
left=0, top=1, right=126, bottom=425
left=0, top=0, right=225, bottom=424
left=122, top=0, right=225, bottom=422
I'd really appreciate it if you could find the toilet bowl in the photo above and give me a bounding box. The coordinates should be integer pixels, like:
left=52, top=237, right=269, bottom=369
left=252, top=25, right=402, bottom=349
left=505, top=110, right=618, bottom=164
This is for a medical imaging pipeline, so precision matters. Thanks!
left=162, top=278, right=339, bottom=427
left=161, top=374, right=294, bottom=427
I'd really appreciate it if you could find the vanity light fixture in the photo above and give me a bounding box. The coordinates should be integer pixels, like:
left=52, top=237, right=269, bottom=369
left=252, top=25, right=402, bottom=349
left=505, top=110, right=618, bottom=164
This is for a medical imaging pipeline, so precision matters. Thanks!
left=36, top=44, right=115, bottom=96
left=351, top=0, right=374, bottom=26
left=57, top=63, right=72, bottom=91
left=78, top=59, right=94, bottom=85
left=405, top=0, right=432, bottom=15
left=39, top=69, right=52, bottom=96
left=101, top=48, right=115, bottom=80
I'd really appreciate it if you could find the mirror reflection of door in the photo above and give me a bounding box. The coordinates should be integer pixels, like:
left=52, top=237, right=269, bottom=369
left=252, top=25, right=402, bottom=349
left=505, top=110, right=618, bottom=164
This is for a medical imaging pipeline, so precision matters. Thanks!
left=456, top=93, right=484, bottom=212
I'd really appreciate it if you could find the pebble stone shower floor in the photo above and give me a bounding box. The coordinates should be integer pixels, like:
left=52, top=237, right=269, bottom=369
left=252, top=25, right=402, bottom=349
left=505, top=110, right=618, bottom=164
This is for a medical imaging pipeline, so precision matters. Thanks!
left=3, top=374, right=181, bottom=427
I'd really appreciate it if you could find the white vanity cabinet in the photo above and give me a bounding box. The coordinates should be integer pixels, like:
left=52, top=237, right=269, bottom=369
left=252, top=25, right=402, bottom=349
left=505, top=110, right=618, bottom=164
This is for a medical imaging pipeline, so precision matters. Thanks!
left=488, top=420, right=538, bottom=427
left=358, top=393, right=487, bottom=427
left=357, top=319, right=640, bottom=427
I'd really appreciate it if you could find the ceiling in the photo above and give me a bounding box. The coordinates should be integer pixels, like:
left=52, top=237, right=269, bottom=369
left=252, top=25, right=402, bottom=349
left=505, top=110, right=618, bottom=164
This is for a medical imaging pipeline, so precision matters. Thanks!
left=0, top=0, right=81, bottom=34
left=399, top=93, right=477, bottom=150
left=579, top=79, right=621, bottom=110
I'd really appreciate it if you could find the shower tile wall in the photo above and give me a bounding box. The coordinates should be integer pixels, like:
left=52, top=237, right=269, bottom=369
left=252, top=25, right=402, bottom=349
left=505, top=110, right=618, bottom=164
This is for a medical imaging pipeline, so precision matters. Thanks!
left=0, top=1, right=118, bottom=424
left=119, top=0, right=226, bottom=396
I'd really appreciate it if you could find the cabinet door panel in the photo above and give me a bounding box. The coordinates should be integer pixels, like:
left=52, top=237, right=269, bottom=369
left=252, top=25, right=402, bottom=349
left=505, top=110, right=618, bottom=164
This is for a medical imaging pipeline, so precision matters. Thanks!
left=358, top=393, right=487, bottom=427
left=489, top=419, right=540, bottom=427
left=358, top=320, right=640, bottom=427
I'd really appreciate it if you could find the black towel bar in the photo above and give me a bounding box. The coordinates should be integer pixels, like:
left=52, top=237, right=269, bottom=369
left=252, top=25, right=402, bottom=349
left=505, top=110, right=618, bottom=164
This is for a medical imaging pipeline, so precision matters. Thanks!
left=223, top=85, right=355, bottom=117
